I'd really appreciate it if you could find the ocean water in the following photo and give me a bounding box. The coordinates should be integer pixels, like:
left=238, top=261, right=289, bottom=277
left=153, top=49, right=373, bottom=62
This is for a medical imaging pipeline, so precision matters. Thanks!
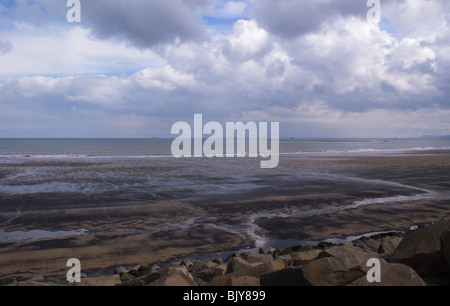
left=0, top=138, right=449, bottom=158
left=0, top=137, right=449, bottom=195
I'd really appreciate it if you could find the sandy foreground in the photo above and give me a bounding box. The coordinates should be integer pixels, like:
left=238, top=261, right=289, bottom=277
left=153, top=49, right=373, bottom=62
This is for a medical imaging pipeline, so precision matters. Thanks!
left=1, top=152, right=450, bottom=280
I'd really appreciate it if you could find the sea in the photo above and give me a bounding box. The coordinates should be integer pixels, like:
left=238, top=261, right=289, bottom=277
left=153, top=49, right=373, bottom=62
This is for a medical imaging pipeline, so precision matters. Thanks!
left=1, top=137, right=449, bottom=198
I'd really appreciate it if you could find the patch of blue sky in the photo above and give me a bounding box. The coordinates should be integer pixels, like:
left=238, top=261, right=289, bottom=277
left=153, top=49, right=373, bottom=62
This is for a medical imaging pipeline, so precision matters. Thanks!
left=203, top=16, right=248, bottom=35
left=379, top=16, right=396, bottom=35
left=1, top=0, right=17, bottom=9
left=0, top=0, right=16, bottom=19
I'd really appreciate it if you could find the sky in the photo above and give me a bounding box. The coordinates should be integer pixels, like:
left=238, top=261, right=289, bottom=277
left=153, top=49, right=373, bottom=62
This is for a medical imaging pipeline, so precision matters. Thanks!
left=0, top=0, right=449, bottom=138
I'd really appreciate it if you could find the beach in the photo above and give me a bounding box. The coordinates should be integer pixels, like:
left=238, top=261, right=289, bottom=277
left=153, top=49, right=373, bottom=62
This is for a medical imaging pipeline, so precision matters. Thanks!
left=1, top=139, right=450, bottom=280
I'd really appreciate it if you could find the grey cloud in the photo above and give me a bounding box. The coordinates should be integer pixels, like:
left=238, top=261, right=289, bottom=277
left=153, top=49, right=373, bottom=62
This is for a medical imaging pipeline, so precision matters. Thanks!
left=0, top=39, right=12, bottom=54
left=82, top=0, right=210, bottom=49
left=254, top=0, right=368, bottom=38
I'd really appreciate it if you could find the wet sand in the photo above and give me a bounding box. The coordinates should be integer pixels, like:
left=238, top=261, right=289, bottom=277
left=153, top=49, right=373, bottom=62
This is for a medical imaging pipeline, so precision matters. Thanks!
left=1, top=152, right=450, bottom=280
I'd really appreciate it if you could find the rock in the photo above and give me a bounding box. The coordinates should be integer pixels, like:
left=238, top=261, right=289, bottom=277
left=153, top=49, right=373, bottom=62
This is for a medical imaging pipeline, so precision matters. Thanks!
left=192, top=263, right=226, bottom=283
left=225, top=257, right=253, bottom=274
left=151, top=264, right=161, bottom=271
left=410, top=225, right=419, bottom=231
left=114, top=266, right=128, bottom=274
left=348, top=262, right=426, bottom=286
left=317, top=242, right=336, bottom=249
left=182, top=260, right=194, bottom=268
left=117, top=273, right=162, bottom=286
left=441, top=231, right=450, bottom=266
left=128, top=269, right=142, bottom=278
left=270, top=259, right=285, bottom=271
left=138, top=265, right=151, bottom=275
left=261, top=243, right=380, bottom=286
left=209, top=263, right=272, bottom=286
left=379, top=236, right=403, bottom=256
left=240, top=252, right=249, bottom=260
left=389, top=219, right=450, bottom=279
left=259, top=247, right=276, bottom=254
left=224, top=253, right=238, bottom=262
left=28, top=274, right=45, bottom=282
left=289, top=249, right=322, bottom=265
left=260, top=267, right=309, bottom=286
left=126, top=265, right=151, bottom=278
left=300, top=258, right=366, bottom=286
left=353, top=238, right=381, bottom=253
left=16, top=281, right=53, bottom=286
left=279, top=244, right=317, bottom=255
left=277, top=255, right=293, bottom=267
left=0, top=278, right=16, bottom=286
left=131, top=265, right=141, bottom=271
left=147, top=266, right=198, bottom=286
left=229, top=276, right=260, bottom=286
left=75, top=275, right=122, bottom=286
left=189, top=260, right=217, bottom=273
left=119, top=273, right=135, bottom=282
left=212, top=258, right=222, bottom=264
left=246, top=253, right=273, bottom=264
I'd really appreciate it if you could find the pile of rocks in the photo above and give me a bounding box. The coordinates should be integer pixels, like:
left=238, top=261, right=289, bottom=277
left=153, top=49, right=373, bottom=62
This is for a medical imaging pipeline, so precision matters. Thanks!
left=3, top=218, right=450, bottom=286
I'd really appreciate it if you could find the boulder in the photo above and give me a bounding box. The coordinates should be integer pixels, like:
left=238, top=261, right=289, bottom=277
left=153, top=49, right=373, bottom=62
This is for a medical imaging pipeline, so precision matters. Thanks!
left=209, top=263, right=272, bottom=286
left=17, top=281, right=53, bottom=286
left=193, top=265, right=226, bottom=282
left=127, top=266, right=151, bottom=278
left=188, top=260, right=216, bottom=273
left=225, top=257, right=253, bottom=274
left=259, top=247, right=276, bottom=254
left=277, top=255, right=293, bottom=267
left=353, top=238, right=381, bottom=253
left=151, top=264, right=161, bottom=271
left=261, top=243, right=379, bottom=286
left=147, top=266, right=198, bottom=286
left=75, top=275, right=121, bottom=286
left=117, top=273, right=162, bottom=286
left=246, top=253, right=273, bottom=264
left=348, top=262, right=426, bottom=286
left=441, top=231, right=450, bottom=266
left=119, top=273, right=135, bottom=282
left=130, top=265, right=141, bottom=271
left=379, top=236, right=403, bottom=256
left=188, top=260, right=225, bottom=282
left=260, top=267, right=309, bottom=286
left=389, top=219, right=450, bottom=279
left=0, top=278, right=16, bottom=286
left=270, top=259, right=285, bottom=271
left=289, top=249, right=322, bottom=265
left=182, top=260, right=194, bottom=268
left=28, top=274, right=45, bottom=282
left=317, top=241, right=337, bottom=249
left=229, top=276, right=260, bottom=286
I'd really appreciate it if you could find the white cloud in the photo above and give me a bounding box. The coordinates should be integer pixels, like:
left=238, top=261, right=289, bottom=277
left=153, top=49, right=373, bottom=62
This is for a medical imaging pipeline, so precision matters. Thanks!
left=0, top=26, right=165, bottom=80
left=0, top=0, right=449, bottom=137
left=229, top=19, right=269, bottom=57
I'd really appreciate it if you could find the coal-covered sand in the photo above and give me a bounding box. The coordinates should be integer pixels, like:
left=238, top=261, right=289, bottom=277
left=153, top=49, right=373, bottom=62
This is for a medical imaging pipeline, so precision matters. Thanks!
left=1, top=152, right=450, bottom=280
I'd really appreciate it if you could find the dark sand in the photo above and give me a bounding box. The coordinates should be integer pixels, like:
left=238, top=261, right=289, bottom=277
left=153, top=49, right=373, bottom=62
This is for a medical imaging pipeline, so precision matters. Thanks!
left=1, top=152, right=450, bottom=280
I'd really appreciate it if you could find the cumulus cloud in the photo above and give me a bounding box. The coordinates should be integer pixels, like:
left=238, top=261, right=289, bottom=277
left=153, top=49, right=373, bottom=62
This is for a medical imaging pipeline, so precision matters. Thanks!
left=82, top=0, right=210, bottom=49
left=253, top=0, right=367, bottom=39
left=0, top=0, right=449, bottom=137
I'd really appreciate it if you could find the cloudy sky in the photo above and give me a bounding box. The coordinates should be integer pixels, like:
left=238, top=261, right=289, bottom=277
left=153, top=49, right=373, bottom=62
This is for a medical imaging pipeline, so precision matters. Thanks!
left=0, top=0, right=449, bottom=138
